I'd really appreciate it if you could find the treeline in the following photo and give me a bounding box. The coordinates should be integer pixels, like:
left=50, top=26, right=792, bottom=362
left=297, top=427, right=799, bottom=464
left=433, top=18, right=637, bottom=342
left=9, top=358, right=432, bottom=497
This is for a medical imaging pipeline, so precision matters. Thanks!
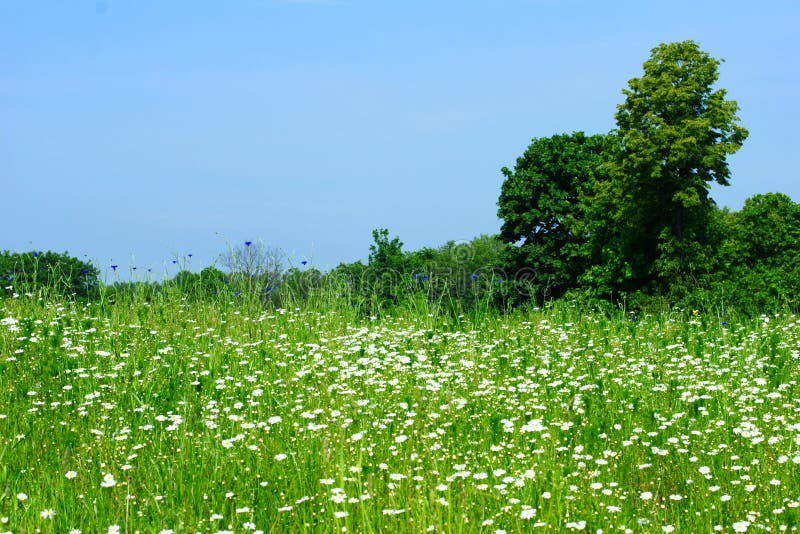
left=0, top=234, right=510, bottom=315
left=4, top=41, right=799, bottom=315
left=4, top=192, right=799, bottom=317
left=116, top=232, right=515, bottom=314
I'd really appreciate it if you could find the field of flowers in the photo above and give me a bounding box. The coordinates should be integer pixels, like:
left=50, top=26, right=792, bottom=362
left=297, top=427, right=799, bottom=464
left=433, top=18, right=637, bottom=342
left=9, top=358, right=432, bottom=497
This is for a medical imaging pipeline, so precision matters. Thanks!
left=1, top=295, right=800, bottom=533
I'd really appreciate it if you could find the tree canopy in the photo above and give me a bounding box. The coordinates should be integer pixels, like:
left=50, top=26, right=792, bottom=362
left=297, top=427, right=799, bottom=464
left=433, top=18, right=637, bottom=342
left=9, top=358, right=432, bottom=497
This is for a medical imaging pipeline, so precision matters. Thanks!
left=497, top=132, right=615, bottom=301
left=608, top=40, right=749, bottom=288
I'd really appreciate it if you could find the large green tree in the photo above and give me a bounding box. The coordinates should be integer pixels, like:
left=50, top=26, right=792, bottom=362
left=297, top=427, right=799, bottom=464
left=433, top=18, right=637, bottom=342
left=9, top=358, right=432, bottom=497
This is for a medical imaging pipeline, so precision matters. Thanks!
left=497, top=132, right=615, bottom=301
left=607, top=40, right=748, bottom=289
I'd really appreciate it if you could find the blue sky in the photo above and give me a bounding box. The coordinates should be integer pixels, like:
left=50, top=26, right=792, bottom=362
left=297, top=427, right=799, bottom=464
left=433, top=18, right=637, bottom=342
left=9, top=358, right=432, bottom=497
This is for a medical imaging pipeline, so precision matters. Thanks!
left=3, top=1, right=798, bottom=278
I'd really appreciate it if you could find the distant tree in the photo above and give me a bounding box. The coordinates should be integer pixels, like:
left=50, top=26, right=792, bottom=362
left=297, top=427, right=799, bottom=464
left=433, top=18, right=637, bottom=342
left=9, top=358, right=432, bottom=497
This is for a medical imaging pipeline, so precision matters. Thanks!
left=280, top=266, right=323, bottom=304
left=219, top=241, right=284, bottom=298
left=169, top=266, right=228, bottom=300
left=405, top=235, right=505, bottom=307
left=368, top=229, right=405, bottom=273
left=0, top=250, right=99, bottom=298
left=367, top=229, right=407, bottom=305
left=172, top=270, right=198, bottom=288
left=326, top=260, right=370, bottom=307
left=497, top=132, right=615, bottom=301
left=328, top=260, right=368, bottom=289
left=198, top=266, right=228, bottom=296
left=607, top=40, right=748, bottom=289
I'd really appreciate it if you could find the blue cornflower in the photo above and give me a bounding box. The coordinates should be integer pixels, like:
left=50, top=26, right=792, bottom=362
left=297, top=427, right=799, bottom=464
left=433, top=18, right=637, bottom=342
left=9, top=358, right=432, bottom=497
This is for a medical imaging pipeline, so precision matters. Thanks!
left=630, top=315, right=638, bottom=322
left=245, top=241, right=252, bottom=246
left=470, top=273, right=479, bottom=279
left=32, top=252, right=39, bottom=257
left=301, top=260, right=308, bottom=266
left=172, top=260, right=177, bottom=264
left=82, top=269, right=89, bottom=274
left=111, top=265, right=118, bottom=271
left=422, top=275, right=429, bottom=280
left=721, top=321, right=728, bottom=326
left=187, top=254, right=193, bottom=258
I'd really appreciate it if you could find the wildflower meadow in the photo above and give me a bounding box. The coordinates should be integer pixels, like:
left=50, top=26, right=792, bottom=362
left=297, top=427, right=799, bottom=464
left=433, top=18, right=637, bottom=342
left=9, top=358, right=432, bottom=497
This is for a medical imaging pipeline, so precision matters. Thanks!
left=2, top=289, right=799, bottom=533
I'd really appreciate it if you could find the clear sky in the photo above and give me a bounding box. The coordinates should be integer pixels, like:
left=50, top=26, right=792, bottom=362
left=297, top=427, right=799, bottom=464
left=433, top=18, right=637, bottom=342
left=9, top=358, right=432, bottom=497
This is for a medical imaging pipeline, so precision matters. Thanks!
left=3, top=1, right=798, bottom=279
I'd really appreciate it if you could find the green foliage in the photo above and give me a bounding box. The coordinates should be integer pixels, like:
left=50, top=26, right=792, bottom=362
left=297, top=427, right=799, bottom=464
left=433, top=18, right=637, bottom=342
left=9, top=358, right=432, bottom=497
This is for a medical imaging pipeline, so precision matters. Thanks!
left=323, top=232, right=507, bottom=314
left=168, top=267, right=229, bottom=300
left=725, top=193, right=800, bottom=268
left=366, top=228, right=408, bottom=306
left=368, top=228, right=405, bottom=272
left=406, top=235, right=508, bottom=310
left=707, top=194, right=800, bottom=312
left=279, top=266, right=323, bottom=305
left=496, top=41, right=772, bottom=313
left=607, top=40, right=748, bottom=288
left=0, top=250, right=99, bottom=299
left=497, top=132, right=616, bottom=301
left=610, top=196, right=800, bottom=316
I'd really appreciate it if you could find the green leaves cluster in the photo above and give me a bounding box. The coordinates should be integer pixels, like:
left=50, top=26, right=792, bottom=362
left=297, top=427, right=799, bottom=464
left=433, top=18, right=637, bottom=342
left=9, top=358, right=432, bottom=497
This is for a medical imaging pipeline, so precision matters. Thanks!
left=710, top=193, right=800, bottom=311
left=498, top=132, right=614, bottom=300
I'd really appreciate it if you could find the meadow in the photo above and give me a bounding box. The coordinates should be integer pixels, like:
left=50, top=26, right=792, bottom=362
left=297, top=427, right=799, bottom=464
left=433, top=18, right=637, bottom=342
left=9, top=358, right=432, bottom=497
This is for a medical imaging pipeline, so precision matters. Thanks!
left=1, top=291, right=799, bottom=533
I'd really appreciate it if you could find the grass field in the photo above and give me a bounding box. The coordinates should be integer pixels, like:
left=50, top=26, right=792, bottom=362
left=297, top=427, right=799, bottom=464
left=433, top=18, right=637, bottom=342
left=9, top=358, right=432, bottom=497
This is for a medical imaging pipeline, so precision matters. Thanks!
left=1, top=293, right=799, bottom=533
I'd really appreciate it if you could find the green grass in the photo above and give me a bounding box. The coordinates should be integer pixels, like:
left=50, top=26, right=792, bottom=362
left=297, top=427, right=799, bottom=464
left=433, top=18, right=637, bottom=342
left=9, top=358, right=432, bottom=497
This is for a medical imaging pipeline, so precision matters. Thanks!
left=1, top=292, right=799, bottom=533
